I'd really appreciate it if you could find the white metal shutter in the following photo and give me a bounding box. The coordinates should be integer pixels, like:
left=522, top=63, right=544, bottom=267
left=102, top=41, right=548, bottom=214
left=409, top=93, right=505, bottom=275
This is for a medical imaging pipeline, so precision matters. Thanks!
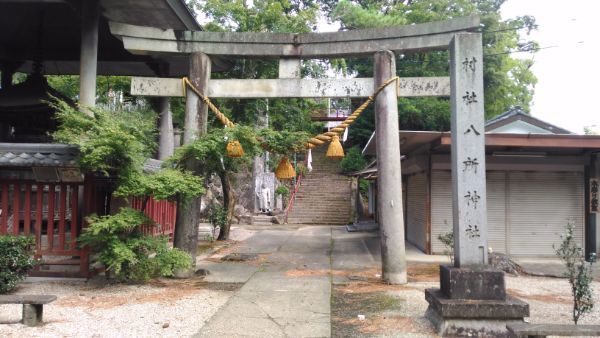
left=487, top=172, right=507, bottom=254
left=431, top=170, right=508, bottom=254
left=406, top=173, right=427, bottom=251
left=508, top=172, right=584, bottom=256
left=431, top=171, right=453, bottom=254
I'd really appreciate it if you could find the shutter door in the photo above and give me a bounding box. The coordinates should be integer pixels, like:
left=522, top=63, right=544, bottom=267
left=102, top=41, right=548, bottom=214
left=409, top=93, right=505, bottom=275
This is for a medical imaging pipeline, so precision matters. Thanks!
left=431, top=171, right=507, bottom=254
left=487, top=172, right=507, bottom=254
left=508, top=172, right=584, bottom=256
left=431, top=171, right=453, bottom=254
left=406, top=173, right=427, bottom=251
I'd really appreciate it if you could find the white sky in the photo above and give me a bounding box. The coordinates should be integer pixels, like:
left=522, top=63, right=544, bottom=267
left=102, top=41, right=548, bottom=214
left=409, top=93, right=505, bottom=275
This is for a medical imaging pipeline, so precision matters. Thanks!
left=501, top=0, right=600, bottom=134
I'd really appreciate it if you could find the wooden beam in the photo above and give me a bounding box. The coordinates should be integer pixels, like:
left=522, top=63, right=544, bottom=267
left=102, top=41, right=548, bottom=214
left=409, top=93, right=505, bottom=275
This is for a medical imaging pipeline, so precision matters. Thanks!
left=131, top=76, right=450, bottom=98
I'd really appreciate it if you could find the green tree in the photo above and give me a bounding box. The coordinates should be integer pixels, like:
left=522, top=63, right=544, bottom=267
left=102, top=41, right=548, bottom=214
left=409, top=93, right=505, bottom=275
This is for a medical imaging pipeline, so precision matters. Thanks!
left=340, top=145, right=368, bottom=173
left=329, top=0, right=538, bottom=147
left=52, top=100, right=203, bottom=281
left=185, top=0, right=325, bottom=133
left=47, top=75, right=131, bottom=104
left=172, top=126, right=309, bottom=240
left=584, top=126, right=599, bottom=135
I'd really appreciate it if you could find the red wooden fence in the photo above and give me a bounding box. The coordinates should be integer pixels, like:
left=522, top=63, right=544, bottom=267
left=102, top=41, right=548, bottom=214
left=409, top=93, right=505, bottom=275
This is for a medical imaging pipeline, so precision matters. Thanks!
left=0, top=180, right=91, bottom=277
left=0, top=179, right=178, bottom=277
left=131, top=196, right=177, bottom=237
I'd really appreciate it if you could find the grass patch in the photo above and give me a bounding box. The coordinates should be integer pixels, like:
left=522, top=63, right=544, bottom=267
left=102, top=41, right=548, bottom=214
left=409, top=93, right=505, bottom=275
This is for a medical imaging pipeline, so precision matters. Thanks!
left=332, top=286, right=405, bottom=337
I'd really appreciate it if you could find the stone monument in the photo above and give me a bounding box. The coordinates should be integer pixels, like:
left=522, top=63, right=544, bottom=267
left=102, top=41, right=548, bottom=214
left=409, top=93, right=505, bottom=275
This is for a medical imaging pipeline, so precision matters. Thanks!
left=424, top=33, right=529, bottom=336
left=255, top=172, right=275, bottom=212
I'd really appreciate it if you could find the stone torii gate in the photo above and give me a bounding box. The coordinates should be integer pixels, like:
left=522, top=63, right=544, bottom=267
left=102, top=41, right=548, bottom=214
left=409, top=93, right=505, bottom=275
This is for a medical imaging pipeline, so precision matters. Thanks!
left=112, top=17, right=531, bottom=333
left=110, top=16, right=488, bottom=287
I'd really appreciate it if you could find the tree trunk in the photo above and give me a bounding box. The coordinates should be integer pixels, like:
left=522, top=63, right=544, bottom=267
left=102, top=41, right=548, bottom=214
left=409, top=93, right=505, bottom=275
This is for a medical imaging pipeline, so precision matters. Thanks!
left=173, top=158, right=201, bottom=267
left=217, top=172, right=236, bottom=240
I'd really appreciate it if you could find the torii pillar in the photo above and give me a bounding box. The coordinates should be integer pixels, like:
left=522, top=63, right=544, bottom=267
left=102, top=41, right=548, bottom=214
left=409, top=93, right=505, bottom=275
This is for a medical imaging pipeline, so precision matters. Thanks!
left=374, top=51, right=406, bottom=285
left=173, top=52, right=211, bottom=270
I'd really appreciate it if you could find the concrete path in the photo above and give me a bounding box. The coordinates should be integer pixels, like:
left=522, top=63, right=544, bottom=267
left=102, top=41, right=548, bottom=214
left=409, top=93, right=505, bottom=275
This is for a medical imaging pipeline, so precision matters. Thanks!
left=194, top=225, right=448, bottom=337
left=196, top=226, right=332, bottom=337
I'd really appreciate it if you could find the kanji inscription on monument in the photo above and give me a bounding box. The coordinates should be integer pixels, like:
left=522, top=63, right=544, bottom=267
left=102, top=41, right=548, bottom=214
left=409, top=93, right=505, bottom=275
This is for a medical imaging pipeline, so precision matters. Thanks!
left=591, top=178, right=599, bottom=213
left=450, top=33, right=488, bottom=267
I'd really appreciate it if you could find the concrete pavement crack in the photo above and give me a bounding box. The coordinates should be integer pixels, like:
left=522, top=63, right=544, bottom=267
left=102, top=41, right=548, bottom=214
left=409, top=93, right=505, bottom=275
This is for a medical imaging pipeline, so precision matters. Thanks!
left=239, top=295, right=289, bottom=337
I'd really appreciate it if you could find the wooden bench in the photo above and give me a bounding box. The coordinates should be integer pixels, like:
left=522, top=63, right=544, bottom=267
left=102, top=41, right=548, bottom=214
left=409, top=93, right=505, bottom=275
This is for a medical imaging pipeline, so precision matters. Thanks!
left=507, top=323, right=600, bottom=337
left=0, top=295, right=57, bottom=326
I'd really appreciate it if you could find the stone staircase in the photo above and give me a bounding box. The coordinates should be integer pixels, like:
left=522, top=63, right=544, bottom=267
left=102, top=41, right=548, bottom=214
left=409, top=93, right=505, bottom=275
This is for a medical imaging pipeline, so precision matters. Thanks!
left=286, top=147, right=353, bottom=225
left=252, top=214, right=274, bottom=225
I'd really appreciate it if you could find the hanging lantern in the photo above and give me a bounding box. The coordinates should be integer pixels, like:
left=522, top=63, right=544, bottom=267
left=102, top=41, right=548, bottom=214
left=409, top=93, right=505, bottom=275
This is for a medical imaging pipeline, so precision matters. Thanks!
left=326, top=134, right=345, bottom=159
left=275, top=156, right=296, bottom=180
left=226, top=140, right=245, bottom=158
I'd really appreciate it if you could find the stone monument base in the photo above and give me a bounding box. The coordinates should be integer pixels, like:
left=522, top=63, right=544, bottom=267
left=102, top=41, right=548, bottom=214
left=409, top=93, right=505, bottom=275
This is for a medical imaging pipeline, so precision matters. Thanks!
left=425, top=266, right=529, bottom=336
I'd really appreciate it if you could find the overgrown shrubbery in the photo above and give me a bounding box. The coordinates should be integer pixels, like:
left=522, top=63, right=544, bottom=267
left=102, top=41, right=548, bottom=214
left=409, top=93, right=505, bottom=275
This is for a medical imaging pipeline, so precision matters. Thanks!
left=340, top=146, right=368, bottom=174
left=207, top=205, right=228, bottom=242
left=79, top=208, right=191, bottom=282
left=275, top=185, right=290, bottom=198
left=52, top=100, right=203, bottom=281
left=52, top=99, right=203, bottom=202
left=0, top=236, right=38, bottom=293
left=554, top=223, right=596, bottom=324
left=171, top=125, right=310, bottom=240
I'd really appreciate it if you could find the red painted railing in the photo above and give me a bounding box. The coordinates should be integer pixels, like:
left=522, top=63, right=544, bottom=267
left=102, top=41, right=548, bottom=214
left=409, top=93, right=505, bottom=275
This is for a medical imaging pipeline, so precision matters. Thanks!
left=131, top=197, right=177, bottom=237
left=0, top=179, right=92, bottom=277
left=284, top=172, right=303, bottom=223
left=0, top=179, right=177, bottom=278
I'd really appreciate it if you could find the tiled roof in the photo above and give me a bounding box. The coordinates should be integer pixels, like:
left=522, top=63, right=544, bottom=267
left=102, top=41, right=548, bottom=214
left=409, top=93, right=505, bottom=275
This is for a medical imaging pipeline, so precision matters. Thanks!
left=0, top=143, right=79, bottom=167
left=0, top=143, right=168, bottom=172
left=485, top=106, right=573, bottom=134
left=485, top=106, right=525, bottom=126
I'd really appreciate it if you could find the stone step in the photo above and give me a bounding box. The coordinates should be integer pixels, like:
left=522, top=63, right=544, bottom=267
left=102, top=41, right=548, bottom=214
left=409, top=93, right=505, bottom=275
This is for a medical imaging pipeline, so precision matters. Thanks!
left=285, top=149, right=352, bottom=224
left=287, top=216, right=350, bottom=221
left=294, top=194, right=349, bottom=197
left=287, top=219, right=349, bottom=225
left=291, top=202, right=350, bottom=205
left=288, top=218, right=349, bottom=222
left=292, top=198, right=350, bottom=202
left=288, top=207, right=349, bottom=212
left=288, top=211, right=350, bottom=216
left=290, top=204, right=351, bottom=208
left=287, top=211, right=350, bottom=215
left=289, top=207, right=350, bottom=211
left=251, top=214, right=274, bottom=225
left=289, top=209, right=350, bottom=213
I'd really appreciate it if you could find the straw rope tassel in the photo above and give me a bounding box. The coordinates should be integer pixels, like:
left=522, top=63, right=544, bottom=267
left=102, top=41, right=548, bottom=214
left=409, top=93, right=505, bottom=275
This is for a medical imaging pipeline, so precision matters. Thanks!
left=226, top=140, right=245, bottom=157
left=275, top=156, right=296, bottom=180
left=326, top=134, right=344, bottom=159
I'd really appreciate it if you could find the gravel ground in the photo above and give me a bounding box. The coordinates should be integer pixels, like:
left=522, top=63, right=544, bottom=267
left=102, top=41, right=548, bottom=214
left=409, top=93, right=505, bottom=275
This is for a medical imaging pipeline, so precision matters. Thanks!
left=332, top=265, right=600, bottom=337
left=506, top=275, right=600, bottom=325
left=0, top=278, right=233, bottom=338
left=0, top=226, right=254, bottom=338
